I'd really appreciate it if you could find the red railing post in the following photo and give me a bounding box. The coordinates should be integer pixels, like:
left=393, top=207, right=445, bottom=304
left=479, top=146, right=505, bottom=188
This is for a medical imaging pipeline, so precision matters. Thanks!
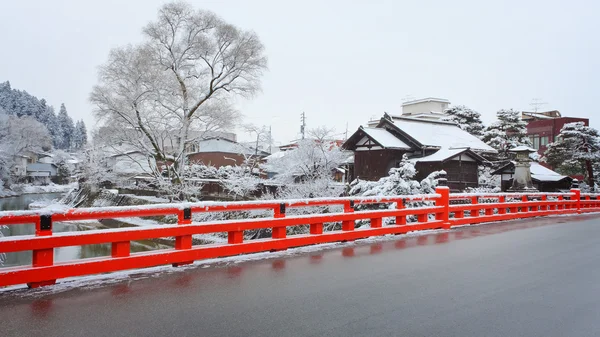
left=470, top=196, right=479, bottom=218
left=498, top=196, right=506, bottom=214
left=310, top=223, right=323, bottom=234
left=435, top=187, right=451, bottom=229
left=342, top=200, right=355, bottom=231
left=585, top=195, right=591, bottom=210
left=540, top=195, right=548, bottom=212
left=521, top=195, right=529, bottom=213
left=272, top=203, right=287, bottom=239
left=370, top=217, right=382, bottom=228
left=571, top=189, right=581, bottom=214
left=395, top=199, right=407, bottom=225
left=28, top=215, right=56, bottom=288
left=173, top=207, right=193, bottom=267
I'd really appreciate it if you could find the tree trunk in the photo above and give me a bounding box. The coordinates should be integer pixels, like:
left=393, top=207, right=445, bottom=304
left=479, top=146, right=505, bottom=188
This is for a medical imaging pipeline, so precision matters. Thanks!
left=177, top=118, right=191, bottom=180
left=586, top=160, right=595, bottom=190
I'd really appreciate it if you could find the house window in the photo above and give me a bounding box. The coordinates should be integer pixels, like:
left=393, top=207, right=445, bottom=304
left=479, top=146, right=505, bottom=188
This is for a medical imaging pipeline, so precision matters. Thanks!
left=532, top=136, right=540, bottom=150
left=540, top=136, right=549, bottom=146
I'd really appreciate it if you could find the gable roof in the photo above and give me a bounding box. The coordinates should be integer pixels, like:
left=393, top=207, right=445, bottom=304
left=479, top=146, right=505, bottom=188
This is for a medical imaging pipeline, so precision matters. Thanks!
left=412, top=148, right=487, bottom=163
left=382, top=116, right=496, bottom=153
left=360, top=127, right=411, bottom=149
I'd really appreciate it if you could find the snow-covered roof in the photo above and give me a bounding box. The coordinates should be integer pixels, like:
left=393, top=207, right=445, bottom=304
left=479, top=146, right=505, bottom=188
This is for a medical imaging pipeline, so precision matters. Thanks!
left=412, top=148, right=484, bottom=163
left=493, top=162, right=571, bottom=183
left=264, top=151, right=287, bottom=161
left=402, top=97, right=450, bottom=106
left=27, top=163, right=57, bottom=171
left=390, top=116, right=496, bottom=153
left=530, top=163, right=571, bottom=182
left=362, top=127, right=411, bottom=149
left=389, top=112, right=447, bottom=121
left=189, top=138, right=268, bottom=156
left=510, top=146, right=537, bottom=152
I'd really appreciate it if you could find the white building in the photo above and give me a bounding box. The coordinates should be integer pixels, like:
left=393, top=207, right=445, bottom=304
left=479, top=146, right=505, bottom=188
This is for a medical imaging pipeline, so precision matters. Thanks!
left=368, top=97, right=451, bottom=126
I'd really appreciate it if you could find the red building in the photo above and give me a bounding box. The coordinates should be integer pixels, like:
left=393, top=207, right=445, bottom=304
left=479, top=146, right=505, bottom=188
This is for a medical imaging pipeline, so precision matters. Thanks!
left=524, top=111, right=589, bottom=157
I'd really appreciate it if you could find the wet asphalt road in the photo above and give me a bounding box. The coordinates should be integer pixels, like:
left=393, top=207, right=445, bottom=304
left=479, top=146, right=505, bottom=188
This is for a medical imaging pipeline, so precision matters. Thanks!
left=2, top=214, right=600, bottom=337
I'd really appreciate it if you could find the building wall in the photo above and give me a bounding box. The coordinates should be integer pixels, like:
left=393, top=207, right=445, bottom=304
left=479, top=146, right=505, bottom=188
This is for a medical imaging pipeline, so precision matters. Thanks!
left=415, top=160, right=479, bottom=192
left=402, top=101, right=449, bottom=115
left=527, top=117, right=589, bottom=157
left=353, top=149, right=406, bottom=181
left=187, top=152, right=248, bottom=168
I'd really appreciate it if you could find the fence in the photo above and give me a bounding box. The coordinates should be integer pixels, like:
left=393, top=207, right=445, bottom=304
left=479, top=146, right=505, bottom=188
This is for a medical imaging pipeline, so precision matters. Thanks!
left=0, top=188, right=599, bottom=289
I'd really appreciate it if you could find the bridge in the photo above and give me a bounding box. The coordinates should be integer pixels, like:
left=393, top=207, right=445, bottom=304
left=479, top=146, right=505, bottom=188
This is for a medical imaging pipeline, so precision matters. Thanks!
left=1, top=188, right=600, bottom=336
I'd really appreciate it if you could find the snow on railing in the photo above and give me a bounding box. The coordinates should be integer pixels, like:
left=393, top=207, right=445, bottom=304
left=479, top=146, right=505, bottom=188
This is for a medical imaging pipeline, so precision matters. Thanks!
left=0, top=188, right=598, bottom=289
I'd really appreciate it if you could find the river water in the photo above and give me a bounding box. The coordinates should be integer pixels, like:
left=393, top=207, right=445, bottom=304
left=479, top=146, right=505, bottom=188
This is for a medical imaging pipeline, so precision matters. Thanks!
left=0, top=193, right=171, bottom=268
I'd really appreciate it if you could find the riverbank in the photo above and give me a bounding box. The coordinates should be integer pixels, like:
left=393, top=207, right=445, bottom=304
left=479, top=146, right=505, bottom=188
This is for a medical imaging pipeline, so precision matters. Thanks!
left=0, top=183, right=77, bottom=199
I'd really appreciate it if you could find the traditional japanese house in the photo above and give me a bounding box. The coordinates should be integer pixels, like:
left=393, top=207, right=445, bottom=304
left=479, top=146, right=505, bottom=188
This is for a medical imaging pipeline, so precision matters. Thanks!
left=343, top=114, right=497, bottom=191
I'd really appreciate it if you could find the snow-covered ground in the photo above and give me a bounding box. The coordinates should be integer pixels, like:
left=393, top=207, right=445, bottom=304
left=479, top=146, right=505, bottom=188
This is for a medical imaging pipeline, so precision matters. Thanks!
left=1, top=183, right=77, bottom=198
left=120, top=194, right=170, bottom=203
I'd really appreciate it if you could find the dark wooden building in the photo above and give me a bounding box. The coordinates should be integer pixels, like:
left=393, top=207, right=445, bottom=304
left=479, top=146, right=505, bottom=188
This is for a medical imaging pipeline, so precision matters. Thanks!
left=343, top=114, right=497, bottom=191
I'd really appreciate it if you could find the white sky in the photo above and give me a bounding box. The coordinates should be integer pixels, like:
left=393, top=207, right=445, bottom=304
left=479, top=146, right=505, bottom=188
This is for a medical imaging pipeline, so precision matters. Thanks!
left=1, top=0, right=598, bottom=145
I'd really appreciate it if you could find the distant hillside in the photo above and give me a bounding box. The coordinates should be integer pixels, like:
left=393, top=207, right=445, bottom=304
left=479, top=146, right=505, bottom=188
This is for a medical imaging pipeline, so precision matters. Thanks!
left=0, top=81, right=87, bottom=150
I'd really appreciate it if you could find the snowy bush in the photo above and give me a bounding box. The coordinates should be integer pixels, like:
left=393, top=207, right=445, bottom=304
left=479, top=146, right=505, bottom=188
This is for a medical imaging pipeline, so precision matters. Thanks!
left=349, top=156, right=445, bottom=226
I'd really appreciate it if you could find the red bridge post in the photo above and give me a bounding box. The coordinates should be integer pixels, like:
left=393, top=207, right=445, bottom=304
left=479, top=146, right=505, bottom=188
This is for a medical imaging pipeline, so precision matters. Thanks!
left=435, top=187, right=451, bottom=229
left=28, top=215, right=56, bottom=288
left=173, top=207, right=193, bottom=267
left=571, top=189, right=581, bottom=214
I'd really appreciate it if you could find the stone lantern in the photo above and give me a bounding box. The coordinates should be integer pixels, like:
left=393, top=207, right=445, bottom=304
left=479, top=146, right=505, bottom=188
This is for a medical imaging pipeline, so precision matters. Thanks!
left=508, top=146, right=539, bottom=192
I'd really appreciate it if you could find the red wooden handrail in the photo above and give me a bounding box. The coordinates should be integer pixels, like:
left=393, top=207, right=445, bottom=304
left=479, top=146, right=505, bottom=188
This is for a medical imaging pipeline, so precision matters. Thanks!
left=0, top=188, right=598, bottom=289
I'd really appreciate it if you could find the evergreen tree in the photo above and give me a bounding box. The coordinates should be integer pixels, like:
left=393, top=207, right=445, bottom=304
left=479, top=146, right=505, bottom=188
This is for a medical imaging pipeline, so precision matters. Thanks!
left=482, top=109, right=531, bottom=160
left=543, top=122, right=600, bottom=187
left=443, top=105, right=485, bottom=138
left=56, top=103, right=75, bottom=149
left=72, top=120, right=88, bottom=149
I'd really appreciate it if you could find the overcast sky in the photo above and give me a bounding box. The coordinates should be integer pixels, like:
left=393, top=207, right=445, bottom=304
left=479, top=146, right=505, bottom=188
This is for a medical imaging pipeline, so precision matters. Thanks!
left=1, top=0, right=598, bottom=145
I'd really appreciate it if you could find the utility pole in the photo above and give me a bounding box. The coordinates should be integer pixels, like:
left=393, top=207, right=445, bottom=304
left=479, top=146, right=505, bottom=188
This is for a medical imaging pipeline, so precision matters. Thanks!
left=300, top=112, right=306, bottom=140
left=344, top=122, right=349, bottom=140
left=268, top=125, right=272, bottom=154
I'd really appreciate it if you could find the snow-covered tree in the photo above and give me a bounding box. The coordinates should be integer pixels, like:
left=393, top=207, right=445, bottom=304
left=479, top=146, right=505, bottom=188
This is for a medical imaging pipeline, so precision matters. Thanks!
left=72, top=120, right=88, bottom=149
left=543, top=122, right=600, bottom=187
left=349, top=155, right=444, bottom=197
left=56, top=104, right=75, bottom=149
left=0, top=113, right=52, bottom=183
left=263, top=127, right=347, bottom=199
left=90, top=1, right=267, bottom=184
left=482, top=109, right=531, bottom=160
left=443, top=105, right=485, bottom=138
left=243, top=123, right=273, bottom=155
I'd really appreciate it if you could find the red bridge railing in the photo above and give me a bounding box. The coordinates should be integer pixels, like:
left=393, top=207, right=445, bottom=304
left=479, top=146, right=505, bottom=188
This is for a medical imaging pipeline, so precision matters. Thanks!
left=0, top=188, right=598, bottom=289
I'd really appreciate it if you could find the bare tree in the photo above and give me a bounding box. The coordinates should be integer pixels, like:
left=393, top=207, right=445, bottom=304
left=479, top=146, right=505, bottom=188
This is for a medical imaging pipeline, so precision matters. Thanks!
left=243, top=123, right=273, bottom=155
left=90, top=1, right=268, bottom=183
